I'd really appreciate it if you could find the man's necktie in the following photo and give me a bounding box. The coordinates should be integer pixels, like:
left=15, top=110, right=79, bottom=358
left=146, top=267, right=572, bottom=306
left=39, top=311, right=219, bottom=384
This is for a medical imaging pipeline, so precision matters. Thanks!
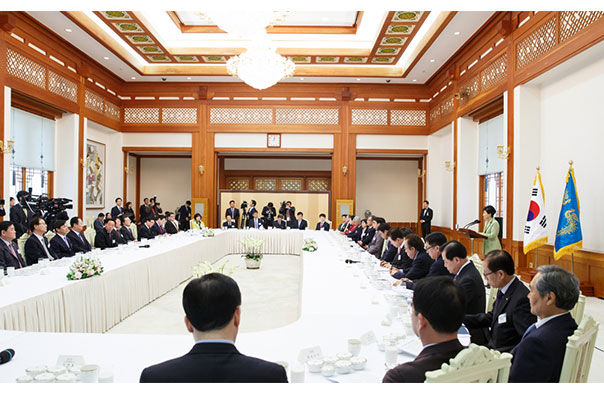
left=80, top=233, right=86, bottom=244
left=41, top=238, right=53, bottom=260
left=108, top=232, right=112, bottom=242
left=63, top=236, right=71, bottom=250
left=521, top=323, right=537, bottom=341
left=8, top=243, right=22, bottom=268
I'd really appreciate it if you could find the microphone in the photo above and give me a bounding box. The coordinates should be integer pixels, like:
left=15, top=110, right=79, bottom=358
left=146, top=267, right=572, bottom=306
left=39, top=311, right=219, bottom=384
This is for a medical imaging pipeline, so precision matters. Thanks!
left=0, top=348, right=15, bottom=365
left=463, top=219, right=481, bottom=229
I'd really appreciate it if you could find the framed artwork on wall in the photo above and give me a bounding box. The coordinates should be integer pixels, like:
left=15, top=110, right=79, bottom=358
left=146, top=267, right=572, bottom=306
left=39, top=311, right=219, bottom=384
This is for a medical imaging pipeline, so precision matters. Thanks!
left=85, top=140, right=106, bottom=208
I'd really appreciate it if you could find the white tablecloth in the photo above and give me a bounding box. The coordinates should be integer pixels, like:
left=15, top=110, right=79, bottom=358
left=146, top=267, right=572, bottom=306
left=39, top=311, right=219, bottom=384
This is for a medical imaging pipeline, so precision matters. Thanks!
left=0, top=230, right=303, bottom=333
left=0, top=231, right=468, bottom=383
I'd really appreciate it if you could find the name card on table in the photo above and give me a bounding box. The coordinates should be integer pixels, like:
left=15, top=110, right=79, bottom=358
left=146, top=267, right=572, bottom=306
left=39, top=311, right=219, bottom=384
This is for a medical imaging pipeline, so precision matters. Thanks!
left=360, top=331, right=377, bottom=345
left=297, top=346, right=323, bottom=363
left=57, top=355, right=85, bottom=369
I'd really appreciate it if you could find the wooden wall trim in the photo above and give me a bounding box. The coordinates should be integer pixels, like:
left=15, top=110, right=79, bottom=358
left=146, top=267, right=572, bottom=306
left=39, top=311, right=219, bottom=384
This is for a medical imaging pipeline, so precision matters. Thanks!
left=214, top=147, right=333, bottom=153
left=135, top=156, right=140, bottom=223
left=122, top=151, right=128, bottom=203
left=122, top=146, right=191, bottom=152
left=452, top=120, right=458, bottom=228
left=356, top=148, right=428, bottom=155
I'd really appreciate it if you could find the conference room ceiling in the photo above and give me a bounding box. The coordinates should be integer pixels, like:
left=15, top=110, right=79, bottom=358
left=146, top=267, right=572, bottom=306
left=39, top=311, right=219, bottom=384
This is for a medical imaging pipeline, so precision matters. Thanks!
left=27, top=11, right=494, bottom=84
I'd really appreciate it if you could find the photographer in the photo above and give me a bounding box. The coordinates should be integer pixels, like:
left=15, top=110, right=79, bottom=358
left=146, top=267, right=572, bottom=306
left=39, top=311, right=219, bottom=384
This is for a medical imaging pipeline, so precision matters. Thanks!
left=261, top=202, right=276, bottom=228
left=0, top=198, right=5, bottom=217
left=10, top=191, right=33, bottom=238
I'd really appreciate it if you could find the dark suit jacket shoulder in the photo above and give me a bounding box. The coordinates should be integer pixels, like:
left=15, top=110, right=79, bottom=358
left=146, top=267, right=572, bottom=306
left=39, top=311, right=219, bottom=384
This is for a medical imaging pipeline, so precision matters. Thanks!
left=383, top=339, right=465, bottom=383
left=66, top=230, right=92, bottom=253
left=24, top=234, right=54, bottom=264
left=403, top=250, right=432, bottom=280
left=140, top=342, right=288, bottom=383
left=95, top=229, right=118, bottom=249
left=315, top=221, right=330, bottom=231
left=49, top=235, right=75, bottom=259
left=138, top=225, right=155, bottom=241
left=273, top=220, right=287, bottom=229
left=165, top=221, right=178, bottom=234
left=455, top=262, right=486, bottom=315
left=0, top=239, right=27, bottom=269
left=119, top=226, right=135, bottom=242
left=510, top=313, right=577, bottom=383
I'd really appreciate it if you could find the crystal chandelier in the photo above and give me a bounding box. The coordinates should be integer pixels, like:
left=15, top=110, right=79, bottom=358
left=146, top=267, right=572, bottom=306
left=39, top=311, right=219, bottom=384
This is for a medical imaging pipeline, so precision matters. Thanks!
left=227, top=44, right=295, bottom=90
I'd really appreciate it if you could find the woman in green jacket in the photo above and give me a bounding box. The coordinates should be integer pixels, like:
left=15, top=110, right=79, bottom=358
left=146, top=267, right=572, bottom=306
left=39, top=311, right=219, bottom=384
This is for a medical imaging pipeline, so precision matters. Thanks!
left=480, top=205, right=502, bottom=255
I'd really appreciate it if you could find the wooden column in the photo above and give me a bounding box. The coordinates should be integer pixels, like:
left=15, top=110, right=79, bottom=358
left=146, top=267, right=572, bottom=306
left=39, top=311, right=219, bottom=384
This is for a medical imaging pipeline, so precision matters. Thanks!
left=505, top=45, right=515, bottom=253
left=192, top=97, right=217, bottom=226
left=331, top=97, right=356, bottom=221
left=452, top=119, right=458, bottom=229
left=122, top=151, right=128, bottom=203
left=135, top=156, right=140, bottom=223
left=76, top=73, right=86, bottom=218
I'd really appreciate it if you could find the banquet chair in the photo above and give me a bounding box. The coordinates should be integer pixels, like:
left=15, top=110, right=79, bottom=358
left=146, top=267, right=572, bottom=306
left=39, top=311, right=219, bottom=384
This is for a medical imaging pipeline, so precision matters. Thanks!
left=424, top=344, right=512, bottom=383
left=485, top=285, right=498, bottom=313
left=129, top=223, right=138, bottom=240
left=469, top=254, right=484, bottom=281
left=559, top=315, right=599, bottom=383
left=570, top=294, right=586, bottom=325
left=84, top=227, right=96, bottom=246
left=45, top=231, right=55, bottom=242
left=18, top=233, right=30, bottom=263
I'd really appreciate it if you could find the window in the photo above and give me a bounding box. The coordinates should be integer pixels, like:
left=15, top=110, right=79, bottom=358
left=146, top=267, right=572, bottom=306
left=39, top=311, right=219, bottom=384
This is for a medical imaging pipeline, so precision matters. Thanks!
left=482, top=172, right=504, bottom=219
left=9, top=165, right=50, bottom=199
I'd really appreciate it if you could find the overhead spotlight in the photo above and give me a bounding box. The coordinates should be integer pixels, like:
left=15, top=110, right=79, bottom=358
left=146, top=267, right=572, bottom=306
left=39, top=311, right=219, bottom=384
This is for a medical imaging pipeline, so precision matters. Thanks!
left=187, top=77, right=192, bottom=80
left=430, top=59, right=435, bottom=63
left=65, top=28, right=72, bottom=33
left=413, top=79, right=417, bottom=82
left=356, top=78, right=361, bottom=81
left=103, top=56, right=109, bottom=60
left=454, top=31, right=461, bottom=35
left=300, top=77, right=305, bottom=80
left=131, top=77, right=136, bottom=80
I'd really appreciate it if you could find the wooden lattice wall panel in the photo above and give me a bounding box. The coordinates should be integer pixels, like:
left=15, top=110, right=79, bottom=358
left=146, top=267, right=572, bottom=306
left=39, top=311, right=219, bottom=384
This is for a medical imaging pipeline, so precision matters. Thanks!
left=480, top=54, right=507, bottom=92
left=104, top=101, right=121, bottom=121
left=390, top=110, right=427, bottom=126
left=123, top=107, right=160, bottom=124
left=275, top=108, right=339, bottom=125
left=440, top=96, right=455, bottom=116
left=210, top=108, right=273, bottom=124
left=161, top=107, right=198, bottom=124
left=279, top=179, right=303, bottom=191
left=307, top=179, right=329, bottom=191
left=429, top=106, right=441, bottom=123
left=48, top=71, right=78, bottom=103
left=6, top=48, right=46, bottom=89
left=85, top=90, right=104, bottom=115
left=351, top=109, right=388, bottom=125
left=254, top=179, right=277, bottom=191
left=560, top=11, right=604, bottom=42
left=228, top=179, right=250, bottom=190
left=459, top=75, right=480, bottom=106
left=516, top=16, right=557, bottom=70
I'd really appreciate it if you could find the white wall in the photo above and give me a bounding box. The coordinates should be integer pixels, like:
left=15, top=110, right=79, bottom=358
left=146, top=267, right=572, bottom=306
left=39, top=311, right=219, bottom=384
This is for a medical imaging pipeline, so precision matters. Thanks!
left=140, top=158, right=191, bottom=215
left=356, top=134, right=428, bottom=150
left=355, top=159, right=419, bottom=222
left=457, top=117, right=480, bottom=228
left=85, top=120, right=123, bottom=220
left=513, top=41, right=604, bottom=252
left=224, top=158, right=331, bottom=171
left=54, top=114, right=79, bottom=217
left=427, top=123, right=454, bottom=228
left=3, top=87, right=11, bottom=201
left=126, top=155, right=137, bottom=207
left=121, top=133, right=191, bottom=147
left=215, top=133, right=267, bottom=148
left=281, top=134, right=333, bottom=149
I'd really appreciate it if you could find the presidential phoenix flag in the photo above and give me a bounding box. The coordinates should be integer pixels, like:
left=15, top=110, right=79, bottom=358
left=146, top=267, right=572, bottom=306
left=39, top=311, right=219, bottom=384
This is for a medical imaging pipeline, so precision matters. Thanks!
left=523, top=170, right=548, bottom=254
left=554, top=166, right=583, bottom=260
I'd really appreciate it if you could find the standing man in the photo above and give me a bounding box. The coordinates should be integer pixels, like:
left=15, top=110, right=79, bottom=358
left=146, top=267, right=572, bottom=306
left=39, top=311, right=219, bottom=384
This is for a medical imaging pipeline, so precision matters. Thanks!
left=93, top=213, right=105, bottom=232
left=111, top=197, right=124, bottom=219
left=315, top=213, right=330, bottom=231
left=246, top=200, right=258, bottom=225
left=0, top=221, right=27, bottom=271
left=225, top=200, right=240, bottom=229
left=49, top=220, right=75, bottom=259
left=179, top=201, right=192, bottom=231
left=10, top=191, right=33, bottom=239
left=66, top=216, right=92, bottom=253
left=283, top=201, right=296, bottom=227
left=420, top=200, right=433, bottom=239
left=261, top=202, right=276, bottom=228
left=139, top=198, right=151, bottom=223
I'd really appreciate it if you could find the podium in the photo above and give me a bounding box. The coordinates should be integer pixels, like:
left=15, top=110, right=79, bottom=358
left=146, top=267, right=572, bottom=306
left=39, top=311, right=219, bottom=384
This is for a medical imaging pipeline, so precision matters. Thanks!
left=457, top=228, right=487, bottom=255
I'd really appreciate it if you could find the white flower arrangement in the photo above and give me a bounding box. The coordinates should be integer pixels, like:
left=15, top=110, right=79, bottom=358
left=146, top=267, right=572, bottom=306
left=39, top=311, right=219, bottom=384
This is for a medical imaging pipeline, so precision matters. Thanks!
left=240, top=237, right=265, bottom=262
left=66, top=256, right=104, bottom=280
left=303, top=238, right=318, bottom=252
left=192, top=260, right=237, bottom=278
left=201, top=228, right=215, bottom=237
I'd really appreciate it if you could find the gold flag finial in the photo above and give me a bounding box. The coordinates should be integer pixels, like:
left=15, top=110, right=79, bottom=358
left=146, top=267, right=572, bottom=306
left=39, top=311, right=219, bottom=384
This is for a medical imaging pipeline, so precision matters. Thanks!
left=569, top=160, right=574, bottom=167
left=536, top=166, right=540, bottom=171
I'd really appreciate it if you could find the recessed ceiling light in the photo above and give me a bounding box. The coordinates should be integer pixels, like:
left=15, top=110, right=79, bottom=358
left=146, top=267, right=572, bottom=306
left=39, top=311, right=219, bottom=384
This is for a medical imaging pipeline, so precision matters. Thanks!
left=65, top=28, right=72, bottom=33
left=413, top=79, right=417, bottom=82
left=430, top=59, right=435, bottom=63
left=131, top=77, right=136, bottom=80
left=300, top=77, right=304, bottom=80
left=454, top=31, right=461, bottom=35
left=187, top=77, right=192, bottom=80
left=103, top=56, right=109, bottom=60
left=356, top=78, right=361, bottom=81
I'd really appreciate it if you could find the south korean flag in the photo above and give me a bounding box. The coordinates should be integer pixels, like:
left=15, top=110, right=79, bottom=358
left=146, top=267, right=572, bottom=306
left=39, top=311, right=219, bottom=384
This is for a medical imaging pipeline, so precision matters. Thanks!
left=523, top=171, right=548, bottom=254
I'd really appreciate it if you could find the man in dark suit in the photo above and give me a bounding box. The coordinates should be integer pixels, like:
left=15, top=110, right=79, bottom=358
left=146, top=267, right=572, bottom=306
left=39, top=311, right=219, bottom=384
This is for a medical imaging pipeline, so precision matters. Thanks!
left=246, top=211, right=262, bottom=230
left=315, top=213, right=330, bottom=231
left=94, top=218, right=119, bottom=249
left=246, top=200, right=258, bottom=225
left=66, top=216, right=92, bottom=253
left=442, top=241, right=487, bottom=345
left=164, top=212, right=179, bottom=234
left=140, top=273, right=288, bottom=383
left=178, top=200, right=192, bottom=231
left=24, top=216, right=56, bottom=264
left=261, top=202, right=276, bottom=228
left=111, top=197, right=124, bottom=219
left=273, top=215, right=287, bottom=229
left=337, top=214, right=350, bottom=232
left=358, top=217, right=376, bottom=247
left=509, top=265, right=580, bottom=383
left=401, top=232, right=453, bottom=290
left=383, top=276, right=466, bottom=383
left=419, top=200, right=433, bottom=238
left=138, top=218, right=156, bottom=241
left=112, top=217, right=127, bottom=245
left=0, top=221, right=27, bottom=271
left=380, top=230, right=398, bottom=264
left=380, top=228, right=404, bottom=267
left=222, top=214, right=237, bottom=229
left=10, top=191, right=33, bottom=238
left=224, top=200, right=240, bottom=229
left=347, top=218, right=363, bottom=241
left=49, top=219, right=75, bottom=259
left=93, top=213, right=105, bottom=232
left=366, top=222, right=388, bottom=259
left=282, top=201, right=295, bottom=227
left=290, top=212, right=308, bottom=230
left=152, top=215, right=167, bottom=236
left=464, top=250, right=536, bottom=352
left=392, top=234, right=432, bottom=281
left=120, top=216, right=136, bottom=242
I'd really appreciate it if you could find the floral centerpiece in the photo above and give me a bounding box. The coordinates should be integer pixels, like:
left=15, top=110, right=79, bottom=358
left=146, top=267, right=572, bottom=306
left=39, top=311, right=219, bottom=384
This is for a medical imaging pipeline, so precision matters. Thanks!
left=192, top=260, right=237, bottom=278
left=201, top=228, right=215, bottom=237
left=240, top=237, right=265, bottom=269
left=66, top=256, right=104, bottom=280
left=303, top=238, right=318, bottom=252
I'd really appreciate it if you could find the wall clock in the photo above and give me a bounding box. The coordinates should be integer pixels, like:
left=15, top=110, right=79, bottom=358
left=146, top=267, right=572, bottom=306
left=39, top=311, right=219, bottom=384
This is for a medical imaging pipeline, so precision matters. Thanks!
left=267, top=133, right=281, bottom=148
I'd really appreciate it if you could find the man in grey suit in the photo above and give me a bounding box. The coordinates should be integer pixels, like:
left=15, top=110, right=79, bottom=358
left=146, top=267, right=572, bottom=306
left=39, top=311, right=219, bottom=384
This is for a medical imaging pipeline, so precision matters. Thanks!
left=367, top=223, right=389, bottom=259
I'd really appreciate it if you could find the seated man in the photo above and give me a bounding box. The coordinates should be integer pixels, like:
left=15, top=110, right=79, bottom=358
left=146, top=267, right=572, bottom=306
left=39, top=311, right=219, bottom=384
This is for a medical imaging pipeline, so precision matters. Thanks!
left=315, top=213, right=330, bottom=231
left=140, top=273, right=288, bottom=383
left=392, top=234, right=432, bottom=281
left=165, top=212, right=179, bottom=234
left=464, top=250, right=536, bottom=352
left=0, top=221, right=27, bottom=270
left=273, top=214, right=287, bottom=229
left=289, top=212, right=308, bottom=230
left=344, top=217, right=357, bottom=235
left=25, top=216, right=55, bottom=264
left=222, top=214, right=237, bottom=229
left=509, top=265, right=579, bottom=383
left=94, top=218, right=119, bottom=249
left=337, top=214, right=350, bottom=232
left=138, top=218, right=156, bottom=241
left=358, top=217, right=376, bottom=248
left=347, top=217, right=363, bottom=241
left=152, top=215, right=167, bottom=236
left=367, top=223, right=389, bottom=259
left=49, top=220, right=75, bottom=259
left=442, top=241, right=486, bottom=345
left=399, top=232, right=453, bottom=290
left=380, top=228, right=405, bottom=268
left=385, top=228, right=414, bottom=272
left=66, top=216, right=92, bottom=253
left=383, top=276, right=466, bottom=383
left=120, top=216, right=136, bottom=242
left=112, top=217, right=127, bottom=244
left=93, top=212, right=105, bottom=232
left=379, top=229, right=397, bottom=264
left=247, top=211, right=262, bottom=230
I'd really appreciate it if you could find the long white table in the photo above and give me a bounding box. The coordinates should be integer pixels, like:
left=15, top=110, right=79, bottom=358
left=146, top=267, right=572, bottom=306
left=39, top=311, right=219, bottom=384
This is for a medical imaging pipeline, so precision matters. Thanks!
left=0, top=230, right=468, bottom=383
